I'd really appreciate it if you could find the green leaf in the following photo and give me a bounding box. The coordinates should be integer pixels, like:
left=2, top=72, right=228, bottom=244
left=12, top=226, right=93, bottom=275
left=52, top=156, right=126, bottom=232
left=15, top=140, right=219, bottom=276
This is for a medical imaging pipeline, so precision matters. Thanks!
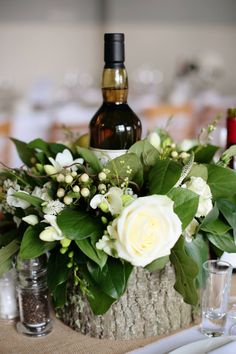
left=49, top=143, right=69, bottom=155
left=77, top=146, right=102, bottom=173
left=149, top=159, right=182, bottom=195
left=28, top=138, right=51, bottom=154
left=13, top=191, right=43, bottom=208
left=184, top=234, right=209, bottom=288
left=20, top=225, right=56, bottom=259
left=28, top=138, right=67, bottom=154
left=11, top=138, right=35, bottom=166
left=207, top=232, right=236, bottom=253
left=76, top=239, right=107, bottom=268
left=217, top=199, right=236, bottom=242
left=168, top=187, right=199, bottom=230
left=200, top=219, right=231, bottom=235
left=129, top=140, right=159, bottom=166
left=189, top=164, right=208, bottom=181
left=192, top=144, right=219, bottom=163
left=0, top=258, right=12, bottom=277
left=0, top=238, right=20, bottom=266
left=57, top=209, right=103, bottom=240
left=52, top=281, right=67, bottom=308
left=207, top=164, right=236, bottom=201
left=145, top=256, right=169, bottom=271
left=170, top=236, right=199, bottom=306
left=79, top=265, right=116, bottom=315
left=106, top=153, right=142, bottom=185
left=87, top=258, right=133, bottom=299
left=47, top=250, right=70, bottom=293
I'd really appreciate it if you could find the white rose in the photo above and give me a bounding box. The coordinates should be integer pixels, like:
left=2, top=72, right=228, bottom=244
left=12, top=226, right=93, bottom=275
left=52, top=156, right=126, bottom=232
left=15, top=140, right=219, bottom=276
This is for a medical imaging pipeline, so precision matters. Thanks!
left=99, top=195, right=182, bottom=267
left=183, top=176, right=212, bottom=217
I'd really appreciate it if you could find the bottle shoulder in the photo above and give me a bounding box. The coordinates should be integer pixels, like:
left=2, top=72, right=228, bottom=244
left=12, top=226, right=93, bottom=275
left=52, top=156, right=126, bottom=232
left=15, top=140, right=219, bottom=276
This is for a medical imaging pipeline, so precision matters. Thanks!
left=90, top=102, right=141, bottom=125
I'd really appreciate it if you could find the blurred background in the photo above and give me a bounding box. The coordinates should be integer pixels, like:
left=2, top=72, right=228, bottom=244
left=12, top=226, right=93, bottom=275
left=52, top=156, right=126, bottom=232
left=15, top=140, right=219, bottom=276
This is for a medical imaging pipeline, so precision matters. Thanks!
left=0, top=0, right=236, bottom=165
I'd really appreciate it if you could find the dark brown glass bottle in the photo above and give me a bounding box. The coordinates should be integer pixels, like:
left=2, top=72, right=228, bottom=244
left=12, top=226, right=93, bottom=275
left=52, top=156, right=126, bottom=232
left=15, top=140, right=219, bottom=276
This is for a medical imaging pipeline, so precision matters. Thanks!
left=89, top=33, right=142, bottom=161
left=226, top=108, right=236, bottom=169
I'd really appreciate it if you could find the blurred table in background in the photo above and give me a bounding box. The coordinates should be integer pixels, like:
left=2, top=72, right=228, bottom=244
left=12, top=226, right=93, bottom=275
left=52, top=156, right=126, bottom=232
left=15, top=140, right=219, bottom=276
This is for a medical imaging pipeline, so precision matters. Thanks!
left=0, top=91, right=236, bottom=167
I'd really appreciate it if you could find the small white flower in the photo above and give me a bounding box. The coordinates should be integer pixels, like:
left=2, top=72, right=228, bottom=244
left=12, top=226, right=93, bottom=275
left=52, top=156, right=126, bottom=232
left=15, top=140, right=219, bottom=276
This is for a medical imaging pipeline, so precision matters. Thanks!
left=65, top=175, right=73, bottom=184
left=22, top=214, right=39, bottom=226
left=42, top=200, right=65, bottom=215
left=57, top=188, right=65, bottom=198
left=63, top=196, right=73, bottom=205
left=6, top=188, right=30, bottom=209
left=32, top=185, right=51, bottom=202
left=147, top=132, right=161, bottom=150
left=39, top=214, right=64, bottom=242
left=183, top=176, right=213, bottom=217
left=48, top=149, right=83, bottom=172
left=81, top=187, right=90, bottom=198
left=79, top=173, right=89, bottom=183
left=98, top=172, right=106, bottom=181
left=72, top=185, right=80, bottom=193
left=90, top=187, right=123, bottom=215
left=183, top=218, right=199, bottom=242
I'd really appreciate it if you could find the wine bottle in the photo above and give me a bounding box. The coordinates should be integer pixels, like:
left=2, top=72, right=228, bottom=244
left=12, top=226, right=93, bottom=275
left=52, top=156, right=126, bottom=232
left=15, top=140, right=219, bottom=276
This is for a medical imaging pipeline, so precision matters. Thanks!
left=89, top=33, right=142, bottom=163
left=226, top=107, right=236, bottom=169
left=221, top=108, right=236, bottom=270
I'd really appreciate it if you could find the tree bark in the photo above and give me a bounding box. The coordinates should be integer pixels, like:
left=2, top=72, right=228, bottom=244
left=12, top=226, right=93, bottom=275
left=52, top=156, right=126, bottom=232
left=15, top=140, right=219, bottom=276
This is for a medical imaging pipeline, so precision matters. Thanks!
left=58, top=263, right=196, bottom=339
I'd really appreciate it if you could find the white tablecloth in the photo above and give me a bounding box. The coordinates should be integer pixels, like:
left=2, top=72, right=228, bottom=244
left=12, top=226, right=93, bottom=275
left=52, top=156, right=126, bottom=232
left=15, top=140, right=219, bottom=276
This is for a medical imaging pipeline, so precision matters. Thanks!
left=127, top=325, right=236, bottom=354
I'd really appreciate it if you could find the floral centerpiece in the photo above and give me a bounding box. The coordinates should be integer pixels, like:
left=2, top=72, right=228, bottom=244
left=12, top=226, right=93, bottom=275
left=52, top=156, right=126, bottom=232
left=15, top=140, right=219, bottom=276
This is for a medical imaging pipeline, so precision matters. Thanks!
left=1, top=123, right=236, bottom=338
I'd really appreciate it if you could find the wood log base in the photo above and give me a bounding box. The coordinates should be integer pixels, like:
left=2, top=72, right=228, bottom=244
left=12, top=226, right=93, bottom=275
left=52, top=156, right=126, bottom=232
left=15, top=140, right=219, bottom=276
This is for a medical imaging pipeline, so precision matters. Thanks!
left=57, top=264, right=197, bottom=339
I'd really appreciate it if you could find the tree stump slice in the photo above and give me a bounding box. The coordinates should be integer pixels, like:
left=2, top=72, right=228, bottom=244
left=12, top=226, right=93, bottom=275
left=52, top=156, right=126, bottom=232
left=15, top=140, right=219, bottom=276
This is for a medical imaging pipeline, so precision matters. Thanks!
left=58, top=263, right=195, bottom=339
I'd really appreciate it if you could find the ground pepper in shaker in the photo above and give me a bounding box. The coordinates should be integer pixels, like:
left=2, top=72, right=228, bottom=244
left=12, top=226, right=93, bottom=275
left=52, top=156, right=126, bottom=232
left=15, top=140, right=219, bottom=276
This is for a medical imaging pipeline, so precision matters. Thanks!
left=16, top=254, right=52, bottom=336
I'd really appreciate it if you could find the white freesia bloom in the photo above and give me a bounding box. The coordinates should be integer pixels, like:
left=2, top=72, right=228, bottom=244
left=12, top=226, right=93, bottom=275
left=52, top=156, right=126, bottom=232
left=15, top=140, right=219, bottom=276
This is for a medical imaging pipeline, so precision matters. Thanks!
left=90, top=187, right=123, bottom=215
left=147, top=132, right=161, bottom=151
left=42, top=200, right=65, bottom=215
left=183, top=218, right=199, bottom=242
left=183, top=176, right=212, bottom=217
left=22, top=214, right=39, bottom=226
left=97, top=195, right=182, bottom=267
left=39, top=214, right=64, bottom=242
left=48, top=149, right=83, bottom=172
left=32, top=185, right=51, bottom=202
left=6, top=188, right=30, bottom=209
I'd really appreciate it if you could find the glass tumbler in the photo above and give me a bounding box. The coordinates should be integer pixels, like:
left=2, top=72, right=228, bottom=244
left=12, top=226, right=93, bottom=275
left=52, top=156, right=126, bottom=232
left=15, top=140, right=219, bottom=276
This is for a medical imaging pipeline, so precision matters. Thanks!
left=201, top=259, right=232, bottom=337
left=16, top=254, right=52, bottom=336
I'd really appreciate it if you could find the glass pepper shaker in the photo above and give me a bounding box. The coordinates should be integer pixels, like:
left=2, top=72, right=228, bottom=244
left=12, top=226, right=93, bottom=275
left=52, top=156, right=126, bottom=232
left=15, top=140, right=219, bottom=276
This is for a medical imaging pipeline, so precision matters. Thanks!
left=0, top=268, right=18, bottom=320
left=16, top=254, right=53, bottom=336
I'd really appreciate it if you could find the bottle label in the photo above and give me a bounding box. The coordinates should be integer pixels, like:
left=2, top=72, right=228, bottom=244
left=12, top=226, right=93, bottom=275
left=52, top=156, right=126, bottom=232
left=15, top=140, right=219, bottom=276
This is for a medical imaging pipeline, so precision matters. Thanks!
left=89, top=147, right=128, bottom=165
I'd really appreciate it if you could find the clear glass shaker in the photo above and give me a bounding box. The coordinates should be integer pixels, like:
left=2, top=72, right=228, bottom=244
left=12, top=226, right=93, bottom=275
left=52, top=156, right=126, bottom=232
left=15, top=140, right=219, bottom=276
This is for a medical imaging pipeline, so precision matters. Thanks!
left=16, top=254, right=53, bottom=336
left=0, top=268, right=18, bottom=320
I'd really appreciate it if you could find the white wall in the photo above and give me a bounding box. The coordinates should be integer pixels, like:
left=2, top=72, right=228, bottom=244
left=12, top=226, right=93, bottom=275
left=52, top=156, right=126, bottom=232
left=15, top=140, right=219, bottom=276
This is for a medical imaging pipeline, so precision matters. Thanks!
left=0, top=0, right=104, bottom=91
left=0, top=0, right=235, bottom=94
left=104, top=0, right=236, bottom=94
